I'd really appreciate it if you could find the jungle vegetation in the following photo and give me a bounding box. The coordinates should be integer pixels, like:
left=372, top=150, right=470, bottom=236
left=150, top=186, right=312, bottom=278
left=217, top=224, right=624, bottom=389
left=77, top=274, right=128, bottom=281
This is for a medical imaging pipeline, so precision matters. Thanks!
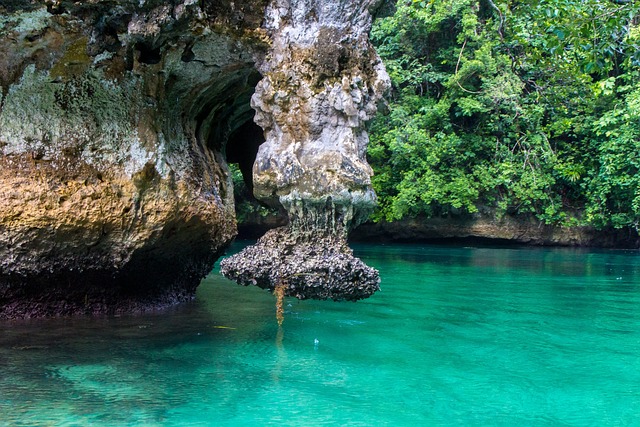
left=368, top=0, right=640, bottom=230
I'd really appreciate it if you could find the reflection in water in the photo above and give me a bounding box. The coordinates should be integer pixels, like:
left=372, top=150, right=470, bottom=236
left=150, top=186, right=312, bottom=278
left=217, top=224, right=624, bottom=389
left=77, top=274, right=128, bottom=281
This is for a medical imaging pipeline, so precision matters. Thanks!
left=1, top=243, right=640, bottom=425
left=272, top=326, right=286, bottom=383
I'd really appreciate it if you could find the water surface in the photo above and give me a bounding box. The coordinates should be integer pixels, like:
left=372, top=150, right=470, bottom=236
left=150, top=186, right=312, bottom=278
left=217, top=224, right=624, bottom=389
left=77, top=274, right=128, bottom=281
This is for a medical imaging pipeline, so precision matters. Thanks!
left=2, top=242, right=640, bottom=426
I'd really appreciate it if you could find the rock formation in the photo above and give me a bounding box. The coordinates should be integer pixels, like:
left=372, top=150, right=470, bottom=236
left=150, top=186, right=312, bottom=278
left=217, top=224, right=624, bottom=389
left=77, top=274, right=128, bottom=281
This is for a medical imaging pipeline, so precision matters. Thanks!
left=220, top=0, right=389, bottom=300
left=0, top=0, right=266, bottom=318
left=0, top=0, right=388, bottom=318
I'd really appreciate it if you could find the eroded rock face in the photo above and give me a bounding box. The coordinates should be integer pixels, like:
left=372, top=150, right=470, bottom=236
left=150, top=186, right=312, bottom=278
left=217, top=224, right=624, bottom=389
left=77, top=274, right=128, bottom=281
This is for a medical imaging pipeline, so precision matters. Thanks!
left=220, top=0, right=390, bottom=300
left=1, top=0, right=389, bottom=316
left=251, top=0, right=390, bottom=225
left=0, top=0, right=267, bottom=318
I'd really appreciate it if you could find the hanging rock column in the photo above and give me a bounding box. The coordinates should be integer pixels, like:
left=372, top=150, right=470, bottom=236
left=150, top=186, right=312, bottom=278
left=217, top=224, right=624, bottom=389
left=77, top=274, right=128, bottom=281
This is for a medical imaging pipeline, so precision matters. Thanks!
left=220, top=0, right=390, bottom=300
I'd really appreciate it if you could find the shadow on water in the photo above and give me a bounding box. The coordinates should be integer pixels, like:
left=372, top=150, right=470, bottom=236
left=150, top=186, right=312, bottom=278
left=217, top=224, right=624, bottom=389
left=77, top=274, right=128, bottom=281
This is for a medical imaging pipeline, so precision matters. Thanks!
left=353, top=241, right=640, bottom=281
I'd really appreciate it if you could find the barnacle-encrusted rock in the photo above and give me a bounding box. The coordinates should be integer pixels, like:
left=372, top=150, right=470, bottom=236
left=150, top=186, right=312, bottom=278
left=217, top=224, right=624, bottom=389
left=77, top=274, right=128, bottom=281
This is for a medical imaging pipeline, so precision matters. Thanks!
left=221, top=227, right=379, bottom=301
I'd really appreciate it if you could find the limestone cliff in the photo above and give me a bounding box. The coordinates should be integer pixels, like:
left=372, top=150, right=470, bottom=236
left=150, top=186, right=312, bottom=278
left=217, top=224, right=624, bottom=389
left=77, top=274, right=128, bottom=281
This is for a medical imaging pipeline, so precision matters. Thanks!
left=0, top=0, right=388, bottom=317
left=0, top=0, right=266, bottom=318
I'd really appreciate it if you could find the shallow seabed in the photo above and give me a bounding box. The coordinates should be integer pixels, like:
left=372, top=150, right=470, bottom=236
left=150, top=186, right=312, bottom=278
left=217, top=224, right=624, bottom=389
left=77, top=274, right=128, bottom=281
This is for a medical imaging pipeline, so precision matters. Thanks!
left=2, top=242, right=640, bottom=426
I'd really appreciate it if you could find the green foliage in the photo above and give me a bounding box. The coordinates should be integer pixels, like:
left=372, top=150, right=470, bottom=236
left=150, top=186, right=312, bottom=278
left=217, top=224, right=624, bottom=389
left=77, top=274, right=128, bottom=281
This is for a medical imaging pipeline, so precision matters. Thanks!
left=229, top=163, right=278, bottom=223
left=369, top=0, right=640, bottom=229
left=586, top=69, right=640, bottom=228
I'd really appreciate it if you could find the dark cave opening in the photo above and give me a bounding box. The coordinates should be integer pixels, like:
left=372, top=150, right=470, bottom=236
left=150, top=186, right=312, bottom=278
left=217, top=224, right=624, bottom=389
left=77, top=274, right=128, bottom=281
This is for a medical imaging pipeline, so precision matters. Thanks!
left=189, top=67, right=285, bottom=233
left=136, top=41, right=162, bottom=64
left=225, top=119, right=264, bottom=194
left=224, top=117, right=287, bottom=236
left=186, top=67, right=262, bottom=208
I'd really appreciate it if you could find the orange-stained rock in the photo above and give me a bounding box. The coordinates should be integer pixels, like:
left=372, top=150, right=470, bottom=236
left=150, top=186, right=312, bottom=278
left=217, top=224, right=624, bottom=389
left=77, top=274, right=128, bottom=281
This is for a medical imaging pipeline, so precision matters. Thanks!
left=0, top=1, right=264, bottom=317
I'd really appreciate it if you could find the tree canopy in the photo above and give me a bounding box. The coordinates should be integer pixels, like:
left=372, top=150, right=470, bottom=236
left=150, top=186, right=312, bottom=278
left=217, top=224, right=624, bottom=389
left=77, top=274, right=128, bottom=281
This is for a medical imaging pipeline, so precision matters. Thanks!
left=368, top=0, right=640, bottom=229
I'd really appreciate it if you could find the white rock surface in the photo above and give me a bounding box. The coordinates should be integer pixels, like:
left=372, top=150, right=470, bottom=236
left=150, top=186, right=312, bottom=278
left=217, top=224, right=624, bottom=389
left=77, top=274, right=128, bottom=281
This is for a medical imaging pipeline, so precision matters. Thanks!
left=251, top=0, right=390, bottom=232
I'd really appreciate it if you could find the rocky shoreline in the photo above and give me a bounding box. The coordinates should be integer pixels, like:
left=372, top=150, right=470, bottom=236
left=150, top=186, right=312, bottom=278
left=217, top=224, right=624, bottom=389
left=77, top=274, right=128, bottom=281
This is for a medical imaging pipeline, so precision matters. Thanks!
left=351, top=216, right=640, bottom=249
left=238, top=212, right=640, bottom=249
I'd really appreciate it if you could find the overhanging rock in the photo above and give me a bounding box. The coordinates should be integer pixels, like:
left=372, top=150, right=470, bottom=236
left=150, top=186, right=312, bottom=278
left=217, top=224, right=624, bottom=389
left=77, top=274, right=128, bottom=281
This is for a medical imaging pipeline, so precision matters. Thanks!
left=0, top=0, right=267, bottom=318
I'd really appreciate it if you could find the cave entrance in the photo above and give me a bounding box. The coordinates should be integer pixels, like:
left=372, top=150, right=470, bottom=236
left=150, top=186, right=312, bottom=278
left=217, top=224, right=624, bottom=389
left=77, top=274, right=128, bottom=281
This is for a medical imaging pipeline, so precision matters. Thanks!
left=225, top=118, right=264, bottom=196
left=189, top=67, right=262, bottom=208
left=224, top=117, right=286, bottom=235
left=189, top=65, right=283, bottom=234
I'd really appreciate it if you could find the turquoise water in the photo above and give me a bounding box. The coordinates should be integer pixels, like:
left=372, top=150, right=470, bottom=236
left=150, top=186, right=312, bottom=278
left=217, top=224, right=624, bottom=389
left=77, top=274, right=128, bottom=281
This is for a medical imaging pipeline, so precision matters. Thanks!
left=2, top=242, right=640, bottom=426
